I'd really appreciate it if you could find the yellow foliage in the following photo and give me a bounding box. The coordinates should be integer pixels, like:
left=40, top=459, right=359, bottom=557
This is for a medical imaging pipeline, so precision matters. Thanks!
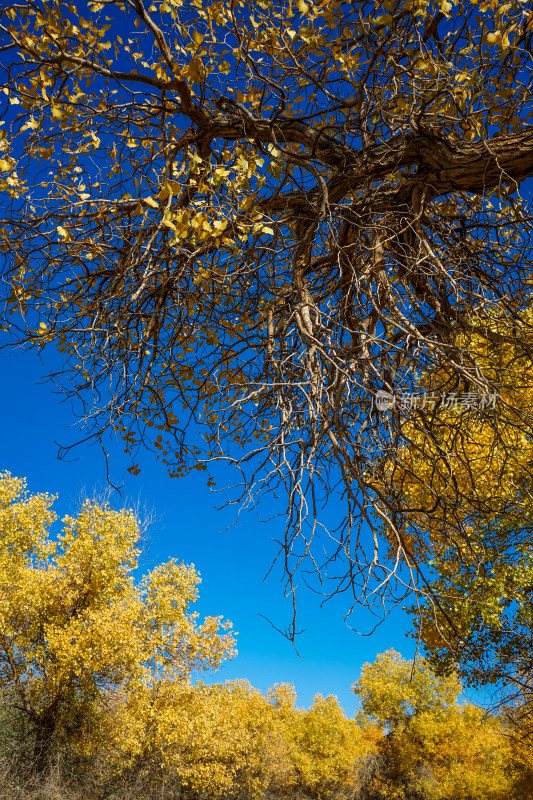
left=0, top=472, right=235, bottom=769
left=353, top=651, right=517, bottom=800
left=101, top=677, right=380, bottom=799
left=289, top=693, right=379, bottom=798
left=408, top=705, right=514, bottom=800
left=382, top=310, right=533, bottom=557
left=353, top=649, right=462, bottom=727
left=0, top=474, right=528, bottom=797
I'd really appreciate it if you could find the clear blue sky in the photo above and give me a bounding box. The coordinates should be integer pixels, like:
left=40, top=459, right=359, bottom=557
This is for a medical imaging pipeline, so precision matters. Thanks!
left=0, top=341, right=417, bottom=714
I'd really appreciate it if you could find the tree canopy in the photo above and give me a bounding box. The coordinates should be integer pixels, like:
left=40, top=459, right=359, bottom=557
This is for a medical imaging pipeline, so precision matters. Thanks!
left=0, top=471, right=235, bottom=770
left=2, top=0, right=533, bottom=626
left=0, top=486, right=524, bottom=800
left=352, top=650, right=516, bottom=800
left=378, top=313, right=533, bottom=717
left=352, top=649, right=462, bottom=729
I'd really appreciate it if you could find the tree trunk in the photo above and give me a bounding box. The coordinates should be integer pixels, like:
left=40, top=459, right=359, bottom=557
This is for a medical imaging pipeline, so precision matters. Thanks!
left=33, top=715, right=58, bottom=775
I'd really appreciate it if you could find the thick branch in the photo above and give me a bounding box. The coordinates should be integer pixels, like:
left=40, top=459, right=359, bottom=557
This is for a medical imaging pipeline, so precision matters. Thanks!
left=255, top=128, right=533, bottom=214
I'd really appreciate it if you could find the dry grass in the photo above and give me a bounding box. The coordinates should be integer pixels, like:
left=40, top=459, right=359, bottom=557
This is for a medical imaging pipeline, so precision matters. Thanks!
left=0, top=754, right=383, bottom=800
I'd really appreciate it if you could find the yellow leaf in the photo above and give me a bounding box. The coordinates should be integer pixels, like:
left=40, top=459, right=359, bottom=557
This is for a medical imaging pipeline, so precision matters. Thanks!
left=21, top=117, right=39, bottom=131
left=56, top=225, right=68, bottom=238
left=143, top=196, right=159, bottom=208
left=373, top=13, right=392, bottom=25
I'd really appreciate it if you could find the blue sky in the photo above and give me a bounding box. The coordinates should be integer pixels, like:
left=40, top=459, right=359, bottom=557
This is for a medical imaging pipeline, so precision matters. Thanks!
left=0, top=340, right=418, bottom=715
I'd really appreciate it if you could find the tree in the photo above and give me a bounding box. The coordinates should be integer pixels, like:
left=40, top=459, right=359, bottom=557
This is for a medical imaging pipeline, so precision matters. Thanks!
left=0, top=471, right=235, bottom=772
left=352, top=649, right=462, bottom=731
left=401, top=501, right=533, bottom=758
left=405, top=514, right=533, bottom=707
left=377, top=317, right=533, bottom=727
left=2, top=0, right=533, bottom=626
left=352, top=650, right=514, bottom=800
left=289, top=692, right=376, bottom=799
left=102, top=676, right=381, bottom=800
left=104, top=679, right=278, bottom=798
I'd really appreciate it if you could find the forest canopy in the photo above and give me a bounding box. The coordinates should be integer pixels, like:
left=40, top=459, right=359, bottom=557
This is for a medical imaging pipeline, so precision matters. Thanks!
left=1, top=0, right=533, bottom=631
left=0, top=472, right=530, bottom=799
